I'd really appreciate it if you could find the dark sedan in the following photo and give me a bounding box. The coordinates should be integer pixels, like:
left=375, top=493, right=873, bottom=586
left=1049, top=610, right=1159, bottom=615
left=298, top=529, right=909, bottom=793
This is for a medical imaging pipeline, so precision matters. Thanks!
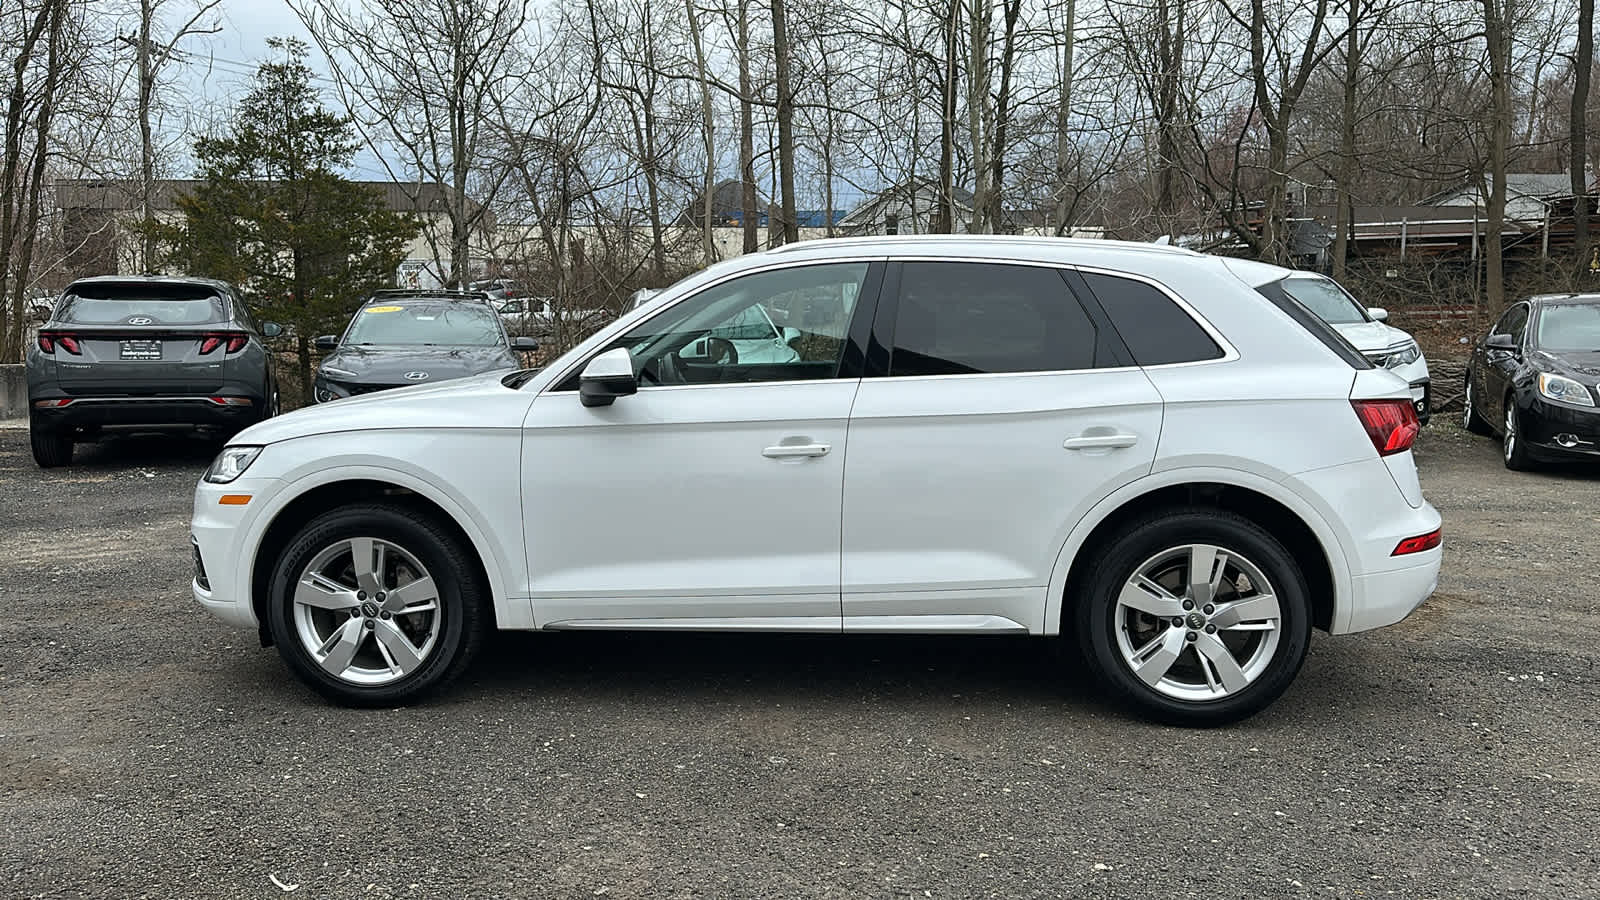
left=25, top=276, right=282, bottom=468
left=311, top=292, right=537, bottom=403
left=1462, top=293, right=1600, bottom=469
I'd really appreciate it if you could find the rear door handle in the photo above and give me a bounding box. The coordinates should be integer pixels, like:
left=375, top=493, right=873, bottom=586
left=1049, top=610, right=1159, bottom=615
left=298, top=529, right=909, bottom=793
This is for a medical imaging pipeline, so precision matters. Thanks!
left=1063, top=433, right=1139, bottom=450
left=763, top=443, right=830, bottom=459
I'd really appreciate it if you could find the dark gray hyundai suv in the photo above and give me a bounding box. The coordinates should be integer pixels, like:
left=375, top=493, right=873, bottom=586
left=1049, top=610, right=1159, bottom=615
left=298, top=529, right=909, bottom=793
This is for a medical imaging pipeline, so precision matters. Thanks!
left=25, top=275, right=282, bottom=468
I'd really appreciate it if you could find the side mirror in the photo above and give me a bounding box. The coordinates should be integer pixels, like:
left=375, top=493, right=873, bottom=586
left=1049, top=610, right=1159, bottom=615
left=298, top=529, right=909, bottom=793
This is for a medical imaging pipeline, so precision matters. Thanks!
left=511, top=336, right=539, bottom=351
left=579, top=347, right=638, bottom=407
left=314, top=334, right=338, bottom=351
left=1485, top=333, right=1516, bottom=352
left=781, top=326, right=802, bottom=345
left=262, top=321, right=284, bottom=338
left=1366, top=307, right=1389, bottom=322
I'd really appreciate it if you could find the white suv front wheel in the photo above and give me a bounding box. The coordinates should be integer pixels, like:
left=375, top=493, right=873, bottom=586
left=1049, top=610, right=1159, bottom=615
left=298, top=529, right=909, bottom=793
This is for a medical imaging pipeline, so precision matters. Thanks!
left=1077, top=509, right=1312, bottom=726
left=266, top=502, right=489, bottom=706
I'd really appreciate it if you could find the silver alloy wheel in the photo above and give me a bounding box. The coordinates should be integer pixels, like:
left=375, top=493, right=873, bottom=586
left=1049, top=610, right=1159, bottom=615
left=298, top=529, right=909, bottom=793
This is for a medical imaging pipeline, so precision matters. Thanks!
left=292, top=537, right=442, bottom=686
left=1504, top=406, right=1516, bottom=461
left=1462, top=381, right=1474, bottom=429
left=1114, top=543, right=1282, bottom=702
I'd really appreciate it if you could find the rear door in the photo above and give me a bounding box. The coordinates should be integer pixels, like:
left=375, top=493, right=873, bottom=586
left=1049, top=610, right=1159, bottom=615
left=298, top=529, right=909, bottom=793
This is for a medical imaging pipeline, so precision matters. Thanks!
left=46, top=284, right=235, bottom=395
left=839, top=261, right=1163, bottom=633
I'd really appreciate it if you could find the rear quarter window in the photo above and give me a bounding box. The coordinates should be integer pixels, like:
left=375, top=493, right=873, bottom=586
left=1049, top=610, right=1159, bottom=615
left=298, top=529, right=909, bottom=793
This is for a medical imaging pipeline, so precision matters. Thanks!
left=1253, top=279, right=1374, bottom=370
left=1078, top=272, right=1223, bottom=366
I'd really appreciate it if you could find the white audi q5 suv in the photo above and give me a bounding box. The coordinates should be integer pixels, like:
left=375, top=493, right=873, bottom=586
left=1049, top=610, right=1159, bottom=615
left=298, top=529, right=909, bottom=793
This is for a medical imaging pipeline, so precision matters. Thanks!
left=191, top=236, right=1441, bottom=725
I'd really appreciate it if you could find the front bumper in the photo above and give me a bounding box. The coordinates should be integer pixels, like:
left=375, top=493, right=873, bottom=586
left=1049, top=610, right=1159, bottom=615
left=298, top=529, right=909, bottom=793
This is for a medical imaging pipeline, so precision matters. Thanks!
left=190, top=474, right=279, bottom=629
left=1516, top=395, right=1600, bottom=460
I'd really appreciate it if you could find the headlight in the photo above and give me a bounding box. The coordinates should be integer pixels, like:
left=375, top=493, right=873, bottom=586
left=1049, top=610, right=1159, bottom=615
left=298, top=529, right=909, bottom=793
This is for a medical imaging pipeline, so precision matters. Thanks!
left=204, top=446, right=263, bottom=483
left=321, top=366, right=358, bottom=378
left=1538, top=372, right=1596, bottom=407
left=1385, top=341, right=1421, bottom=368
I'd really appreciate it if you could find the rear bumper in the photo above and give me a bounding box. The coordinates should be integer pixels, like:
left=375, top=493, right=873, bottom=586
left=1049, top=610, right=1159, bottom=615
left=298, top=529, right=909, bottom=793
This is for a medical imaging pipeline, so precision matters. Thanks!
left=30, top=394, right=262, bottom=429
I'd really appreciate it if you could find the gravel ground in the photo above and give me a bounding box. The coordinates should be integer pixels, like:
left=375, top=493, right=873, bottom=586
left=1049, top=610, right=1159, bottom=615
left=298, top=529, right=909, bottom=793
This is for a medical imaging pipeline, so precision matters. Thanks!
left=1, top=420, right=1596, bottom=899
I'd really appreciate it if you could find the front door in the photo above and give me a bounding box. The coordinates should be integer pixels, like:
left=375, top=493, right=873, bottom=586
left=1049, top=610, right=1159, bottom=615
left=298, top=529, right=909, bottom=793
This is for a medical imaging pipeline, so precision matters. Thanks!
left=522, top=260, right=881, bottom=629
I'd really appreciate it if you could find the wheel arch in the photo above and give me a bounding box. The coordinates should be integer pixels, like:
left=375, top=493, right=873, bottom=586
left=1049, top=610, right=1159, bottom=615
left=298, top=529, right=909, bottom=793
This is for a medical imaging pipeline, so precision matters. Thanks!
left=1044, top=470, right=1348, bottom=636
left=245, top=470, right=519, bottom=647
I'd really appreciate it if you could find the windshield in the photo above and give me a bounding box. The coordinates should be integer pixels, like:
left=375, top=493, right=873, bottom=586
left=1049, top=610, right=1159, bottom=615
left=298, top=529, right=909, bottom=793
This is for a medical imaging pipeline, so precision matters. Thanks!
left=343, top=302, right=504, bottom=346
left=1280, top=276, right=1369, bottom=325
left=1536, top=303, right=1600, bottom=352
left=57, top=283, right=226, bottom=325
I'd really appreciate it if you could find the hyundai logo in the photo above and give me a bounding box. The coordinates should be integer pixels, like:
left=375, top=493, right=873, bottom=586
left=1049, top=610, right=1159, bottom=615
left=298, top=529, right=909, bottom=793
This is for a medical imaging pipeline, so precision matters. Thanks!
left=404, top=371, right=429, bottom=381
left=127, top=316, right=154, bottom=325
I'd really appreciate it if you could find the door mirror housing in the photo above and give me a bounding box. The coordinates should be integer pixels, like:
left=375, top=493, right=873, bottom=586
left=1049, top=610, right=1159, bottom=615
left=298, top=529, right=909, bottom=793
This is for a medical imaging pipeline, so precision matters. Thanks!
left=313, top=334, right=338, bottom=351
left=781, top=326, right=802, bottom=345
left=579, top=347, right=638, bottom=407
left=511, top=336, right=539, bottom=351
left=1366, top=307, right=1389, bottom=322
left=262, top=321, right=284, bottom=338
left=1485, top=333, right=1517, bottom=352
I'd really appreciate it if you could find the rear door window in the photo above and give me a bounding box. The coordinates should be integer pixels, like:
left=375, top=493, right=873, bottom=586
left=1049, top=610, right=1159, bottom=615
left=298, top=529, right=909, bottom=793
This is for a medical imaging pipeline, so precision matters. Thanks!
left=57, top=283, right=228, bottom=326
left=888, top=262, right=1099, bottom=376
left=1079, top=272, right=1224, bottom=366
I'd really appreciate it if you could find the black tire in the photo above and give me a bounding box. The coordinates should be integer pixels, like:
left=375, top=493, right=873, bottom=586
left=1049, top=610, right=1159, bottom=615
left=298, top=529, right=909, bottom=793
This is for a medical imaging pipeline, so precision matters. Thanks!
left=1502, top=401, right=1535, bottom=471
left=1075, top=508, right=1312, bottom=727
left=29, top=418, right=73, bottom=468
left=266, top=502, right=489, bottom=707
left=1461, top=376, right=1490, bottom=435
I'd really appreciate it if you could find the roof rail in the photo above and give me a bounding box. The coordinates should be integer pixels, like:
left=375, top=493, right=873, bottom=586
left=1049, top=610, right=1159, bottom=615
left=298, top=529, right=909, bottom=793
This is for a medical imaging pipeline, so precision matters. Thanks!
left=366, top=288, right=493, bottom=302
left=763, top=233, right=1198, bottom=256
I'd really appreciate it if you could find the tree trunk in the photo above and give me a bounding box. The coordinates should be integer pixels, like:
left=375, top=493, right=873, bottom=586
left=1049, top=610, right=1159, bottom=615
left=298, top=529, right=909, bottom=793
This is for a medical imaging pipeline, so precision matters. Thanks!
left=139, top=0, right=157, bottom=272
left=1482, top=0, right=1511, bottom=309
left=0, top=0, right=56, bottom=361
left=736, top=0, right=757, bottom=254
left=1333, top=0, right=1358, bottom=280
left=771, top=0, right=798, bottom=245
left=987, top=0, right=1020, bottom=231
left=685, top=0, right=716, bottom=265
left=1053, top=0, right=1075, bottom=235
left=1154, top=0, right=1184, bottom=238
left=1574, top=0, right=1594, bottom=252
left=966, top=0, right=991, bottom=232
left=937, top=0, right=957, bottom=234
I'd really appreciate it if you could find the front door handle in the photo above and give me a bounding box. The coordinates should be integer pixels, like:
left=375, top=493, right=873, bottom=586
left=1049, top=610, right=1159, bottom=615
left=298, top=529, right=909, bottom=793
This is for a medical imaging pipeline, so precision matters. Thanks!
left=1063, top=433, right=1139, bottom=451
left=763, top=442, right=831, bottom=459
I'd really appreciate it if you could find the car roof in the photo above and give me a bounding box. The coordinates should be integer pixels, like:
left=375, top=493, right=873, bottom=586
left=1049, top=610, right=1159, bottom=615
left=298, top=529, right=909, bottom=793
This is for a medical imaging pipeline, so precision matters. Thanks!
left=1525, top=293, right=1600, bottom=306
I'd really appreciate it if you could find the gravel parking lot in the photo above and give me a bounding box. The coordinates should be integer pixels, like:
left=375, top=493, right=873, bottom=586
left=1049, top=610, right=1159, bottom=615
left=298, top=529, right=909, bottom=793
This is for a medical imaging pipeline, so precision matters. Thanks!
left=1, top=419, right=1596, bottom=899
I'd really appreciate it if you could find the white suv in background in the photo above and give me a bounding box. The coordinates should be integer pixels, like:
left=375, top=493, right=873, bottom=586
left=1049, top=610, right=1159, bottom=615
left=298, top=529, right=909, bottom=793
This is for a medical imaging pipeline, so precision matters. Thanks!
left=1244, top=268, right=1431, bottom=423
left=191, top=236, right=1441, bottom=726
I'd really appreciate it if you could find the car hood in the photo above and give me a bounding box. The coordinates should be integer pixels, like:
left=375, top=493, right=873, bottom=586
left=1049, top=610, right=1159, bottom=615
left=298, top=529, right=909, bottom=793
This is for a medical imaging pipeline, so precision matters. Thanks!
left=1530, top=349, right=1600, bottom=384
left=1331, top=321, right=1409, bottom=352
left=235, top=370, right=539, bottom=445
left=317, top=345, right=518, bottom=384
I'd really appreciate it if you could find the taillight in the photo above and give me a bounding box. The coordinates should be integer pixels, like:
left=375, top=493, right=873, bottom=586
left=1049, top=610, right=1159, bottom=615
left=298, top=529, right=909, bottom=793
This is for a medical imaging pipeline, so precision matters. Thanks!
left=200, top=332, right=250, bottom=355
left=1351, top=399, right=1419, bottom=456
left=1393, top=528, right=1442, bottom=556
left=38, top=333, right=81, bottom=355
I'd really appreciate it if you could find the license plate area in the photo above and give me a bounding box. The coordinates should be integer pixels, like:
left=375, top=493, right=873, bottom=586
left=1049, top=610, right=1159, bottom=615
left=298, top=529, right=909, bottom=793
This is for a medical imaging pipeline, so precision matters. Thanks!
left=120, top=339, right=163, bottom=360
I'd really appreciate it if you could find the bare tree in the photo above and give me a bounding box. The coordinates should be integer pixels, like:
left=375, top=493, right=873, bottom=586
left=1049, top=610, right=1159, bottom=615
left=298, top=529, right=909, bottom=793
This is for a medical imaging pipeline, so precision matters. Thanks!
left=126, top=0, right=220, bottom=272
left=291, top=0, right=529, bottom=287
